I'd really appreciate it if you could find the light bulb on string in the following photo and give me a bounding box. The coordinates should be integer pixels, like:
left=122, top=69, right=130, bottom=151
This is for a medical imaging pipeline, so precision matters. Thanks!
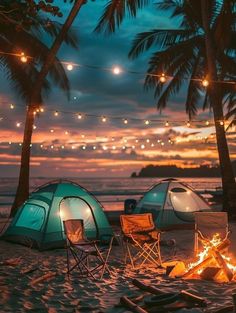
left=50, top=129, right=54, bottom=133
left=112, top=146, right=116, bottom=150
left=61, top=145, right=65, bottom=149
left=165, top=121, right=169, bottom=127
left=93, top=146, right=97, bottom=150
left=65, top=131, right=69, bottom=135
left=82, top=145, right=86, bottom=150
left=205, top=120, right=210, bottom=126
left=141, top=144, right=145, bottom=149
left=186, top=121, right=191, bottom=127
left=16, top=122, right=21, bottom=127
left=54, top=111, right=59, bottom=117
left=145, top=120, right=150, bottom=125
left=161, top=142, right=165, bottom=146
left=66, top=63, right=74, bottom=71
left=33, top=125, right=37, bottom=130
left=146, top=139, right=150, bottom=143
left=101, top=116, right=107, bottom=123
left=123, top=119, right=128, bottom=124
left=10, top=104, right=14, bottom=109
left=220, top=120, right=224, bottom=126
left=112, top=66, right=121, bottom=75
left=159, top=73, right=166, bottom=83
left=40, top=107, right=44, bottom=113
left=202, top=78, right=209, bottom=87
left=20, top=52, right=27, bottom=63
left=77, top=113, right=82, bottom=119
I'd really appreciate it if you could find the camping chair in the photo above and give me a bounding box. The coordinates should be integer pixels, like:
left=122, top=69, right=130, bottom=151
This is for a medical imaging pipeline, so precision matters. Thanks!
left=120, top=213, right=162, bottom=269
left=63, top=219, right=113, bottom=279
left=194, top=212, right=230, bottom=254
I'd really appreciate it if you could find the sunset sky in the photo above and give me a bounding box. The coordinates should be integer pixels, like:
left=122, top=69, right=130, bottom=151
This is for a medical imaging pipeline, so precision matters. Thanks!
left=0, top=1, right=235, bottom=178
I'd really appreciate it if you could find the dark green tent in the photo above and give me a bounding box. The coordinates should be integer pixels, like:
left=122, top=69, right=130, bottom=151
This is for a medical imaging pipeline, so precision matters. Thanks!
left=4, top=180, right=113, bottom=250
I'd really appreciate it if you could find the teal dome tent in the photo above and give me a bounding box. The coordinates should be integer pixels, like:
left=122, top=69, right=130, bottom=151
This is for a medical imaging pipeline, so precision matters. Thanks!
left=4, top=180, right=113, bottom=250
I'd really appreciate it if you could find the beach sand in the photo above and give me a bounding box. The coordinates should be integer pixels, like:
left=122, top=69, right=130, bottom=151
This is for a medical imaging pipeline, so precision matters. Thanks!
left=1, top=222, right=236, bottom=312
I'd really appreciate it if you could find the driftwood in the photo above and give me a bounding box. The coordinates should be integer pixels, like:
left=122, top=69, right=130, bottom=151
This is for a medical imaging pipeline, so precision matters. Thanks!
left=182, top=239, right=230, bottom=279
left=30, top=271, right=56, bottom=285
left=132, top=279, right=164, bottom=295
left=180, top=290, right=207, bottom=306
left=213, top=305, right=234, bottom=313
left=0, top=257, right=22, bottom=266
left=120, top=296, right=147, bottom=313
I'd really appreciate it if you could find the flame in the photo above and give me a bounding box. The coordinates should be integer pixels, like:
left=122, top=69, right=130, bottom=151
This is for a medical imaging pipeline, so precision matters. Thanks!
left=187, top=233, right=236, bottom=282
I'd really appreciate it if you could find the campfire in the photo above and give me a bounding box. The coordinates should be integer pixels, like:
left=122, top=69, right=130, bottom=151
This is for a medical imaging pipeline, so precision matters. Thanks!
left=182, top=233, right=236, bottom=282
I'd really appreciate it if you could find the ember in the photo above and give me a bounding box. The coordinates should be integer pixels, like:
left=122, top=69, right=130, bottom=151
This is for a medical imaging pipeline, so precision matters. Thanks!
left=183, top=233, right=236, bottom=282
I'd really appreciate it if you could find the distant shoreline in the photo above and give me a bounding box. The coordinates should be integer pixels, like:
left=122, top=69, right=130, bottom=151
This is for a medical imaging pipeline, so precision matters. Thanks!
left=131, top=162, right=236, bottom=178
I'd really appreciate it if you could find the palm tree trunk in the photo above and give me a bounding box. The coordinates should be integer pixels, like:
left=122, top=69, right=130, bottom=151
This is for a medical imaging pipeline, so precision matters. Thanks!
left=11, top=0, right=85, bottom=215
left=201, top=0, right=236, bottom=218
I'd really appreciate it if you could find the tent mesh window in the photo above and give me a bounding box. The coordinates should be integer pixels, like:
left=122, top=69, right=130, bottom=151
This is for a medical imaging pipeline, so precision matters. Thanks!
left=15, top=204, right=46, bottom=231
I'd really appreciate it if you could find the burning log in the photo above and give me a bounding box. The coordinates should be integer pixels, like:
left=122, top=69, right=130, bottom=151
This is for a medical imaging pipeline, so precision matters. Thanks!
left=210, top=245, right=234, bottom=281
left=182, top=238, right=230, bottom=279
left=200, top=267, right=221, bottom=280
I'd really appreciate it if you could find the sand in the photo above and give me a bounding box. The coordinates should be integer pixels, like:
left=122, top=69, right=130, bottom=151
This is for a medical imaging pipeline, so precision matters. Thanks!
left=1, top=222, right=236, bottom=312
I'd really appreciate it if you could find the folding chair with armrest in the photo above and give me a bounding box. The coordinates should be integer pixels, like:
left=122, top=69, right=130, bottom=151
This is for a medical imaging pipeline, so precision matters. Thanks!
left=120, top=213, right=162, bottom=269
left=194, top=212, right=230, bottom=254
left=63, top=219, right=113, bottom=279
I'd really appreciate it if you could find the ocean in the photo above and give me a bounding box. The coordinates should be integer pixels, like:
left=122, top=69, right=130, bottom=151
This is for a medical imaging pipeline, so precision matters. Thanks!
left=0, top=177, right=222, bottom=216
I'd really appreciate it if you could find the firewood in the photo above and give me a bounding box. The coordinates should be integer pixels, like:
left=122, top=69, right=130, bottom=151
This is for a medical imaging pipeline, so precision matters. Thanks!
left=210, top=247, right=234, bottom=281
left=120, top=296, right=148, bottom=313
left=132, top=278, right=164, bottom=295
left=200, top=267, right=221, bottom=280
left=182, top=239, right=230, bottom=279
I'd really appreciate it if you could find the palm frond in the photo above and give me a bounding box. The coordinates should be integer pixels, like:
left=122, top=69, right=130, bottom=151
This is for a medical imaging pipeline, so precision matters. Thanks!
left=129, top=29, right=195, bottom=59
left=94, top=0, right=149, bottom=34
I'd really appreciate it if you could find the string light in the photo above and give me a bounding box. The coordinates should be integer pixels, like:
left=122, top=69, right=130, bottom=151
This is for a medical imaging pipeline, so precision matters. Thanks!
left=160, top=73, right=166, bottom=83
left=50, top=129, right=54, bottom=133
left=61, top=145, right=65, bottom=149
left=93, top=146, right=96, bottom=150
left=112, top=66, right=121, bottom=75
left=65, top=131, right=69, bottom=135
left=40, top=107, right=44, bottom=113
left=20, top=52, right=27, bottom=63
left=33, top=125, right=37, bottom=130
left=16, top=122, right=21, bottom=127
left=77, top=113, right=82, bottom=119
left=1, top=50, right=235, bottom=86
left=141, top=144, right=145, bottom=149
left=202, top=78, right=209, bottom=87
left=123, top=119, right=128, bottom=124
left=186, top=121, right=191, bottom=127
left=205, top=120, right=210, bottom=126
left=54, top=111, right=59, bottom=117
left=165, top=121, right=169, bottom=127
left=220, top=120, right=224, bottom=126
left=10, top=104, right=14, bottom=109
left=101, top=116, right=107, bottom=123
left=145, top=120, right=150, bottom=125
left=66, top=63, right=74, bottom=71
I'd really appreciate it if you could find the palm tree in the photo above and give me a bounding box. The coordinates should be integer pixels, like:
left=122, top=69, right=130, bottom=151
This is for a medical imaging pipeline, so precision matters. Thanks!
left=0, top=1, right=82, bottom=215
left=11, top=0, right=85, bottom=214
left=96, top=0, right=236, bottom=216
